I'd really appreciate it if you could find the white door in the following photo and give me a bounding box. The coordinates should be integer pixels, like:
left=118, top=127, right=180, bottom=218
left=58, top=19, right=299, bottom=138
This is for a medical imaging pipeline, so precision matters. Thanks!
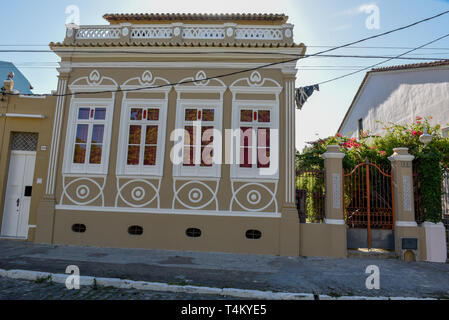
left=1, top=151, right=36, bottom=238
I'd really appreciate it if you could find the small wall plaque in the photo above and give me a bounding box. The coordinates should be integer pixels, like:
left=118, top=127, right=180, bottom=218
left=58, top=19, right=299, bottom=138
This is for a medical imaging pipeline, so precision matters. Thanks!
left=402, top=238, right=418, bottom=250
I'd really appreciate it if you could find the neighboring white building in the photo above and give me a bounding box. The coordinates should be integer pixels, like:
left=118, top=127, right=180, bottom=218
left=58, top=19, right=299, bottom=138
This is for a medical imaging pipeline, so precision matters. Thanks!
left=338, top=60, right=449, bottom=138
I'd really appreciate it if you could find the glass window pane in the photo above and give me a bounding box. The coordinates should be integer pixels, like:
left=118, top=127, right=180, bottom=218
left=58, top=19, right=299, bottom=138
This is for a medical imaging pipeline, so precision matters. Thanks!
left=147, top=109, right=159, bottom=121
left=201, top=126, right=214, bottom=146
left=78, top=108, right=90, bottom=120
left=183, top=147, right=195, bottom=166
left=94, top=108, right=106, bottom=120
left=89, top=144, right=103, bottom=164
left=130, top=108, right=142, bottom=121
left=75, top=124, right=89, bottom=143
left=91, top=125, right=104, bottom=144
left=201, top=146, right=213, bottom=167
left=144, top=146, right=157, bottom=166
left=73, top=144, right=86, bottom=164
left=240, top=147, right=252, bottom=168
left=185, top=109, right=197, bottom=121
left=145, top=126, right=158, bottom=145
left=184, top=126, right=195, bottom=146
left=258, top=110, right=270, bottom=123
left=128, top=125, right=141, bottom=145
left=258, top=148, right=270, bottom=168
left=240, top=110, right=253, bottom=122
left=202, top=109, right=215, bottom=121
left=127, top=146, right=140, bottom=165
left=257, top=128, right=270, bottom=147
left=240, top=127, right=252, bottom=147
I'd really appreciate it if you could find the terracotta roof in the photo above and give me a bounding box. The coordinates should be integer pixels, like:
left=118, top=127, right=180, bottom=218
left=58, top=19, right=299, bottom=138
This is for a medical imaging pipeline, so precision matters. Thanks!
left=338, top=60, right=449, bottom=133
left=103, top=13, right=288, bottom=24
left=49, top=41, right=303, bottom=48
left=370, top=59, right=449, bottom=73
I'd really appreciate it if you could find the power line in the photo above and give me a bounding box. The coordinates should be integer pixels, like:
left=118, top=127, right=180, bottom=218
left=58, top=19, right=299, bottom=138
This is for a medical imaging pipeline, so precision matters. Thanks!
left=5, top=9, right=449, bottom=97
left=316, top=33, right=449, bottom=86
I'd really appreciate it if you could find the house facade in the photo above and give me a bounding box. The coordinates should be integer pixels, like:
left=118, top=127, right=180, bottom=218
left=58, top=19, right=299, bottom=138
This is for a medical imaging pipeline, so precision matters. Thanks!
left=338, top=60, right=449, bottom=138
left=0, top=78, right=55, bottom=241
left=33, top=13, right=307, bottom=255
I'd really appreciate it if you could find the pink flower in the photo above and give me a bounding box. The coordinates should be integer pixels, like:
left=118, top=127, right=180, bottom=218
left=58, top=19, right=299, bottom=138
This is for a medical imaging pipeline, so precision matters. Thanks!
left=336, top=133, right=343, bottom=138
left=370, top=146, right=376, bottom=150
left=379, top=151, right=387, bottom=156
left=416, top=121, right=422, bottom=125
left=415, top=116, right=422, bottom=120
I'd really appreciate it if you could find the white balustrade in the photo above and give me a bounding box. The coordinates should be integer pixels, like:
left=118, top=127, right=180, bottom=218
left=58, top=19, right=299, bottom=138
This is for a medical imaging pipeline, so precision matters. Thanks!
left=131, top=27, right=173, bottom=39
left=235, top=27, right=284, bottom=40
left=76, top=26, right=121, bottom=39
left=74, top=25, right=287, bottom=41
left=182, top=27, right=225, bottom=39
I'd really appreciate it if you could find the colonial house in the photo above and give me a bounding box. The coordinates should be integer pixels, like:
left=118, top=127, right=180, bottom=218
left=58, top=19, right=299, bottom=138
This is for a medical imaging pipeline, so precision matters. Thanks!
left=0, top=74, right=55, bottom=240
left=29, top=13, right=311, bottom=256
left=338, top=60, right=449, bottom=138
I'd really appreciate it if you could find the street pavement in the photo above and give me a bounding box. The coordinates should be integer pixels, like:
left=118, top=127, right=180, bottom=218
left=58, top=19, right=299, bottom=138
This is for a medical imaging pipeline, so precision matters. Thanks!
left=0, top=240, right=448, bottom=299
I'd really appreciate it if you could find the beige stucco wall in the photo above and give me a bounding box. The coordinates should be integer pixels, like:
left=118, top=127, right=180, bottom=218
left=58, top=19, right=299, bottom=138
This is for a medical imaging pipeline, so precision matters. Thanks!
left=0, top=95, right=56, bottom=241
left=53, top=210, right=281, bottom=254
left=35, top=56, right=301, bottom=255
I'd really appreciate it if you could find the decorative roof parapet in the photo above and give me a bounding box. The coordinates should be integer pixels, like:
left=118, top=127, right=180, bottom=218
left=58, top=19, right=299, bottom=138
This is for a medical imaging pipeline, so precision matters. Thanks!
left=62, top=22, right=295, bottom=47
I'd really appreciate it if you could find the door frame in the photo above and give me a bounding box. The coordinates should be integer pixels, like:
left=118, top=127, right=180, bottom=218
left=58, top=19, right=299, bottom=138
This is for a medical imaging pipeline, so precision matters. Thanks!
left=0, top=150, right=37, bottom=239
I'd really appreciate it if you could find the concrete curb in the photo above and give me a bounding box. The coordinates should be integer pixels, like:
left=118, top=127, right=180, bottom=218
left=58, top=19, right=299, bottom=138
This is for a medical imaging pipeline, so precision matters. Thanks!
left=0, top=268, right=438, bottom=300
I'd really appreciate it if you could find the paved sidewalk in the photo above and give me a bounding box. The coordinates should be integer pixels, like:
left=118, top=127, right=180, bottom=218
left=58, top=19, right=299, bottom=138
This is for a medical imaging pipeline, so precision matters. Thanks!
left=0, top=240, right=448, bottom=299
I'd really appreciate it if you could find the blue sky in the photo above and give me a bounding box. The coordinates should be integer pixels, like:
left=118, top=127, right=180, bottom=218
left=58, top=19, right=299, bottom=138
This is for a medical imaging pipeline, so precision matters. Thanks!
left=1, top=0, right=448, bottom=150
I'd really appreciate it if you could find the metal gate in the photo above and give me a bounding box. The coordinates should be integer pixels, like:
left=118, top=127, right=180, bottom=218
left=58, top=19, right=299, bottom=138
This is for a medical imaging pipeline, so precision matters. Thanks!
left=344, top=160, right=395, bottom=250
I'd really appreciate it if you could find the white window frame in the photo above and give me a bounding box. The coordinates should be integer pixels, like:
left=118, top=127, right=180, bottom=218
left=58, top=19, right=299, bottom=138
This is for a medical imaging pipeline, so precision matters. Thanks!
left=173, top=100, right=222, bottom=178
left=63, top=98, right=114, bottom=175
left=116, top=99, right=168, bottom=176
left=230, top=100, right=279, bottom=179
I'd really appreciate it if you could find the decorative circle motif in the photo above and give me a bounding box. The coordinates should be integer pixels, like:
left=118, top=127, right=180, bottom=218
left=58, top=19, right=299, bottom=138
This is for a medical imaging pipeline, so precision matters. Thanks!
left=188, top=188, right=203, bottom=204
left=173, top=27, right=181, bottom=36
left=247, top=190, right=262, bottom=205
left=226, top=28, right=234, bottom=37
left=122, top=27, right=129, bottom=36
left=284, top=29, right=292, bottom=38
left=76, top=185, right=90, bottom=200
left=131, top=187, right=145, bottom=201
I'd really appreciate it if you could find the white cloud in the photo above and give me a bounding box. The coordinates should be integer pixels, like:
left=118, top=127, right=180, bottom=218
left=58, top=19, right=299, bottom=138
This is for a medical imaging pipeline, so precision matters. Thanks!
left=333, top=2, right=378, bottom=17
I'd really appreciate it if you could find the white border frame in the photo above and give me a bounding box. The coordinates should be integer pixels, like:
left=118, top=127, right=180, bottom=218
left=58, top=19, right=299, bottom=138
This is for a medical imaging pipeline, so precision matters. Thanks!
left=62, top=98, right=115, bottom=175
left=116, top=99, right=168, bottom=177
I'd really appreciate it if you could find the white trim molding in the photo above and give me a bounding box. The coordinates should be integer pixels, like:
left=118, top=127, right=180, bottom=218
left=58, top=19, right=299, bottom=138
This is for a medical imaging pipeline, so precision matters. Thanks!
left=395, top=221, right=418, bottom=227
left=173, top=70, right=225, bottom=178
left=116, top=70, right=171, bottom=177
left=4, top=113, right=46, bottom=119
left=62, top=98, right=115, bottom=175
left=324, top=218, right=345, bottom=225
left=229, top=71, right=282, bottom=181
left=55, top=204, right=281, bottom=218
left=46, top=77, right=68, bottom=195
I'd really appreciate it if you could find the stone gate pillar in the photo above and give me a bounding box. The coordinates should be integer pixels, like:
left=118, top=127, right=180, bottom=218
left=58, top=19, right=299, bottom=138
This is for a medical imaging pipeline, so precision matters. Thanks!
left=322, top=145, right=347, bottom=258
left=388, top=147, right=423, bottom=260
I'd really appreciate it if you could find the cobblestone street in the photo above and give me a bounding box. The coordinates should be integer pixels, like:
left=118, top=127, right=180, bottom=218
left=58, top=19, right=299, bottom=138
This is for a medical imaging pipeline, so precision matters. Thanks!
left=0, top=277, right=235, bottom=300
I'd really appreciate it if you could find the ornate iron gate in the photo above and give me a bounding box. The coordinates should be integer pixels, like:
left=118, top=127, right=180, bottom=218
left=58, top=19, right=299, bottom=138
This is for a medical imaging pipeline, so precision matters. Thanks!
left=344, top=161, right=395, bottom=250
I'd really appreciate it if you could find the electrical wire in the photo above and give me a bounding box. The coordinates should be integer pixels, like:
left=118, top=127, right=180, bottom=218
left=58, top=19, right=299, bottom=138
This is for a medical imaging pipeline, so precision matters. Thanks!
left=3, top=9, right=449, bottom=97
left=316, top=33, right=449, bottom=85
